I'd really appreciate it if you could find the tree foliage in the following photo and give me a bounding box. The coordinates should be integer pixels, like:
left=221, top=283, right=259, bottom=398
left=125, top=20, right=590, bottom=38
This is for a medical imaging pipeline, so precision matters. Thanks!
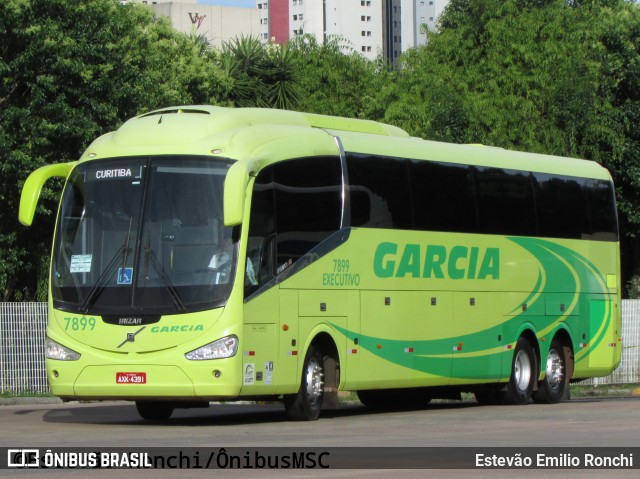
left=215, top=36, right=299, bottom=109
left=289, top=35, right=392, bottom=119
left=0, top=0, right=227, bottom=300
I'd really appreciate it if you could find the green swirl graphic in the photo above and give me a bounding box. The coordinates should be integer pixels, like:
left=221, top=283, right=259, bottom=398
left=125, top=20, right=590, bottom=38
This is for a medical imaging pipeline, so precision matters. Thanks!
left=330, top=237, right=610, bottom=380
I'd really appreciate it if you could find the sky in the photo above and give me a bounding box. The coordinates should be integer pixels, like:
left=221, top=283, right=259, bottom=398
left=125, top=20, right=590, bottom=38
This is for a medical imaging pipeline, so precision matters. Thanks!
left=198, top=0, right=255, bottom=7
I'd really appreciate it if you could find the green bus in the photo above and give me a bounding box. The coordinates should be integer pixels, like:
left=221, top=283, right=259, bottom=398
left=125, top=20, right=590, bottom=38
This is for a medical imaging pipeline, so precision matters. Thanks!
left=19, top=106, right=621, bottom=420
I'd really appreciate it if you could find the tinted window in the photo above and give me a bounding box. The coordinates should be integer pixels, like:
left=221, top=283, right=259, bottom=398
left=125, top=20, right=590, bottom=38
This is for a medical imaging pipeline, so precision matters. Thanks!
left=534, top=173, right=589, bottom=239
left=347, top=153, right=412, bottom=229
left=587, top=180, right=618, bottom=240
left=476, top=168, right=536, bottom=236
left=245, top=168, right=276, bottom=295
left=410, top=160, right=477, bottom=233
left=245, top=157, right=342, bottom=297
left=345, top=152, right=616, bottom=242
left=273, top=157, right=342, bottom=266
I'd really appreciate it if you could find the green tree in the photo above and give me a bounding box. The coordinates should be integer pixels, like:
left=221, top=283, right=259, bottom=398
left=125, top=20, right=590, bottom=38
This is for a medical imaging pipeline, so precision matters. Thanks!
left=0, top=0, right=227, bottom=300
left=289, top=35, right=392, bottom=119
left=215, top=35, right=300, bottom=109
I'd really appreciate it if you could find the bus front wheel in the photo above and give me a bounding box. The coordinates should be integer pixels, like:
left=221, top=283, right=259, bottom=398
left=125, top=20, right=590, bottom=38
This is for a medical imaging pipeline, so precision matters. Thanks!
left=284, top=345, right=325, bottom=421
left=504, top=336, right=537, bottom=405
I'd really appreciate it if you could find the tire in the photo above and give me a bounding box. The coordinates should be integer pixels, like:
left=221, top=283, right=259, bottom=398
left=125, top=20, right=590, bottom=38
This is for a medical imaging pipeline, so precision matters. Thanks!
left=135, top=400, right=174, bottom=420
left=284, top=345, right=325, bottom=421
left=503, top=336, right=537, bottom=405
left=533, top=338, right=569, bottom=404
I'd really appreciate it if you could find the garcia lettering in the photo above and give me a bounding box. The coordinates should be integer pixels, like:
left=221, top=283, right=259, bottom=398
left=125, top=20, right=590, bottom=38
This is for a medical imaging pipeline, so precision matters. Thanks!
left=374, top=242, right=500, bottom=280
left=150, top=324, right=205, bottom=333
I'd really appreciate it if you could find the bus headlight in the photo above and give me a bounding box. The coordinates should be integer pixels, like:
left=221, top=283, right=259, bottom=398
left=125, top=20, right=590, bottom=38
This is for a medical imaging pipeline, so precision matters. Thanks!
left=185, top=335, right=238, bottom=360
left=45, top=337, right=81, bottom=361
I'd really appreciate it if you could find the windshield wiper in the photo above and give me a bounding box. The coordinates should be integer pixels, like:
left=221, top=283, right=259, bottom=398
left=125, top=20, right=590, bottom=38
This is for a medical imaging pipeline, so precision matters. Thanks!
left=143, top=246, right=187, bottom=313
left=80, top=218, right=133, bottom=314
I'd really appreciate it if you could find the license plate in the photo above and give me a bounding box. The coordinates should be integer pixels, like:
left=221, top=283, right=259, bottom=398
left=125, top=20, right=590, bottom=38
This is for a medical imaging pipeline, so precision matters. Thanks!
left=116, top=372, right=147, bottom=384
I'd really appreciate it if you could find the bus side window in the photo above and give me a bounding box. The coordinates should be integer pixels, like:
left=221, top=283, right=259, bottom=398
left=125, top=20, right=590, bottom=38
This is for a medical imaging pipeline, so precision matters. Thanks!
left=347, top=153, right=412, bottom=229
left=475, top=167, right=536, bottom=236
left=534, top=173, right=589, bottom=239
left=272, top=157, right=342, bottom=270
left=244, top=157, right=342, bottom=298
left=410, top=160, right=477, bottom=234
left=245, top=168, right=276, bottom=296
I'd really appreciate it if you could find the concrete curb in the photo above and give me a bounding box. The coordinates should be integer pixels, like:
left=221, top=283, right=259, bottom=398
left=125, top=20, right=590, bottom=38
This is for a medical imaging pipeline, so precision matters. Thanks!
left=0, top=397, right=63, bottom=406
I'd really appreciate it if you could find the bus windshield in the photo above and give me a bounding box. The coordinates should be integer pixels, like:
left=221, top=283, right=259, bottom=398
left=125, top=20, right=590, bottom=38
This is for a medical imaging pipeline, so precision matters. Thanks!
left=51, top=156, right=236, bottom=316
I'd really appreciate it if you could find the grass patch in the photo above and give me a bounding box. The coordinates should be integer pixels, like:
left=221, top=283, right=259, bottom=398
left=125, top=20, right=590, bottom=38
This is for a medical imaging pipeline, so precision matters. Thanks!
left=0, top=391, right=52, bottom=398
left=570, top=383, right=640, bottom=398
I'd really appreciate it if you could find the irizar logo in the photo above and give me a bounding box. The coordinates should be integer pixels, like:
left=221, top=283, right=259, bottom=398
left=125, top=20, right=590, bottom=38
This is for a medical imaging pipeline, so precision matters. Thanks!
left=373, top=242, right=500, bottom=280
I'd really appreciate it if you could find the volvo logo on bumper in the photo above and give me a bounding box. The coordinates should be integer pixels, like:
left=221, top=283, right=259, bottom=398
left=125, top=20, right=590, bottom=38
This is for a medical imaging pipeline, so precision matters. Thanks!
left=117, top=326, right=146, bottom=348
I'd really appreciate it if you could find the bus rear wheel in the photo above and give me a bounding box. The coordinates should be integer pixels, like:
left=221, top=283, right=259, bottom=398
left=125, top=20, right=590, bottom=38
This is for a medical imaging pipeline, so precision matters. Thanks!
left=135, top=400, right=174, bottom=420
left=533, top=338, right=569, bottom=404
left=284, top=345, right=325, bottom=421
left=504, top=336, right=537, bottom=405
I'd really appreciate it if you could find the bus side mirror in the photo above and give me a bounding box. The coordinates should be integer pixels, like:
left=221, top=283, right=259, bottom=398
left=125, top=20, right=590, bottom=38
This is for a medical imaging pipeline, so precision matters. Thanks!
left=19, top=162, right=74, bottom=226
left=224, top=161, right=251, bottom=227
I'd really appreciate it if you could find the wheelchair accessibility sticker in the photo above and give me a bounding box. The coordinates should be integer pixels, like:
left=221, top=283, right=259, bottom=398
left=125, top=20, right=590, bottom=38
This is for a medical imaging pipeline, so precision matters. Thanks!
left=117, top=267, right=133, bottom=285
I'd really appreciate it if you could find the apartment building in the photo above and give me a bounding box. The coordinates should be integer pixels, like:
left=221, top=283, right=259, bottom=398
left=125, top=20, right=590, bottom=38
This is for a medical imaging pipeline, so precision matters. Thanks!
left=128, top=0, right=449, bottom=62
left=258, top=0, right=448, bottom=63
left=125, top=0, right=260, bottom=49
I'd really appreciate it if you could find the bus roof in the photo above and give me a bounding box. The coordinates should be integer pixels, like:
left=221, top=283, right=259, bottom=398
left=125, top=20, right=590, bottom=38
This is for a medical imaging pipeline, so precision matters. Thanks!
left=78, top=106, right=612, bottom=182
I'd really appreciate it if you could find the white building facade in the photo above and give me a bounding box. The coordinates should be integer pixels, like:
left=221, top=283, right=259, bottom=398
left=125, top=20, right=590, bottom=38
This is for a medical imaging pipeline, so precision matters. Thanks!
left=127, top=0, right=260, bottom=49
left=128, top=0, right=449, bottom=62
left=258, top=0, right=449, bottom=63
